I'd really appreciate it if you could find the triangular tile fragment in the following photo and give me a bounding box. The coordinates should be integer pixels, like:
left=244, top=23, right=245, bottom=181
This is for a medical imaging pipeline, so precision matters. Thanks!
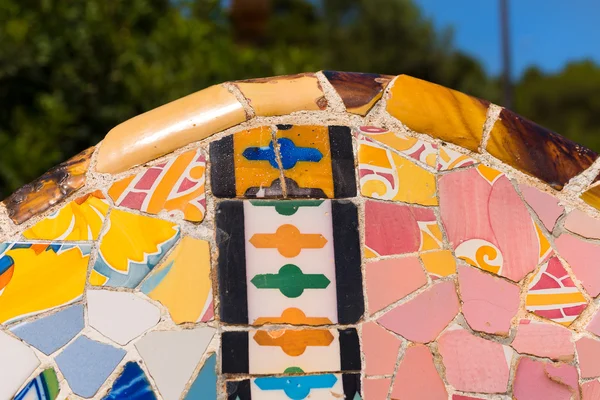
left=104, top=361, right=156, bottom=400
left=14, top=368, right=60, bottom=400
left=184, top=354, right=217, bottom=399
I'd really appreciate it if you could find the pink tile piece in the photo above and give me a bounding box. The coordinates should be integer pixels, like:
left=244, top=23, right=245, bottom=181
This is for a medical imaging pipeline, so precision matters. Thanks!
left=513, top=357, right=579, bottom=400
left=452, top=396, right=483, bottom=400
left=458, top=265, right=520, bottom=335
left=365, top=200, right=437, bottom=257
left=519, top=184, right=564, bottom=231
left=587, top=309, right=600, bottom=336
left=377, top=281, right=459, bottom=343
left=583, top=380, right=600, bottom=400
left=511, top=319, right=574, bottom=361
left=565, top=209, right=600, bottom=240
left=391, top=344, right=447, bottom=400
left=577, top=337, right=600, bottom=378
left=362, top=322, right=402, bottom=376
left=439, top=168, right=540, bottom=281
left=363, top=378, right=391, bottom=400
left=555, top=233, right=600, bottom=297
left=438, top=327, right=511, bottom=393
left=366, top=257, right=427, bottom=314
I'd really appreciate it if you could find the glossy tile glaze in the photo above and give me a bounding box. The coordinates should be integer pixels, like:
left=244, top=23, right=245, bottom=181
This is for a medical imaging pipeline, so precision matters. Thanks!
left=2, top=72, right=600, bottom=399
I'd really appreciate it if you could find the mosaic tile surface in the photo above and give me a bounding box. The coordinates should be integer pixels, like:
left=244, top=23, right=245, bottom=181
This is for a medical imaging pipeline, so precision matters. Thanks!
left=3, top=72, right=600, bottom=399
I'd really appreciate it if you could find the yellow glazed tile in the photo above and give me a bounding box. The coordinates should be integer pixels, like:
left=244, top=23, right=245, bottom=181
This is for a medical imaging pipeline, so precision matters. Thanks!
left=386, top=75, right=489, bottom=152
left=420, top=250, right=457, bottom=279
left=358, top=136, right=437, bottom=205
left=141, top=237, right=213, bottom=324
left=0, top=244, right=90, bottom=324
left=108, top=149, right=206, bottom=222
left=96, top=85, right=247, bottom=174
left=234, top=74, right=327, bottom=116
left=23, top=191, right=109, bottom=241
left=92, top=209, right=180, bottom=288
left=581, top=184, right=600, bottom=210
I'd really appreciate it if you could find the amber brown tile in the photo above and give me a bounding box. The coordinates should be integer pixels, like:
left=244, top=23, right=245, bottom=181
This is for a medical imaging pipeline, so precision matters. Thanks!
left=95, top=85, right=247, bottom=174
left=234, top=73, right=327, bottom=116
left=322, top=71, right=393, bottom=116
left=487, top=108, right=598, bottom=190
left=3, top=147, right=94, bottom=224
left=581, top=184, right=600, bottom=210
left=386, top=75, right=489, bottom=152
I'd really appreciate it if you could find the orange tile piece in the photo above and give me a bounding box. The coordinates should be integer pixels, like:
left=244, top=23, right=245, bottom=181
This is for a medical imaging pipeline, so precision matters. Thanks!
left=96, top=85, right=247, bottom=174
left=581, top=184, right=600, bottom=210
left=253, top=308, right=332, bottom=326
left=249, top=224, right=327, bottom=257
left=253, top=329, right=334, bottom=356
left=234, top=74, right=327, bottom=116
left=386, top=75, right=489, bottom=152
left=420, top=250, right=457, bottom=278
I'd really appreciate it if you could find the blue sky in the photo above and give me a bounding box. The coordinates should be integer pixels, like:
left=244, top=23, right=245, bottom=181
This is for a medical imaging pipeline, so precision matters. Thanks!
left=412, top=0, right=600, bottom=78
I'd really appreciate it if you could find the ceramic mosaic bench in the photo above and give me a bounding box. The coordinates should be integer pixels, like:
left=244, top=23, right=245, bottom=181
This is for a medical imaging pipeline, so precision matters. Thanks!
left=1, top=71, right=600, bottom=399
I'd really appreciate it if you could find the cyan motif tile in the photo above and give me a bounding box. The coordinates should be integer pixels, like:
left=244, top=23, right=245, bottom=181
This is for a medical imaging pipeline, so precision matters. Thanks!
left=55, top=335, right=126, bottom=398
left=216, top=200, right=363, bottom=325
left=11, top=303, right=84, bottom=355
left=0, top=243, right=91, bottom=324
left=14, top=368, right=60, bottom=400
left=108, top=149, right=207, bottom=222
left=91, top=209, right=180, bottom=288
left=226, top=373, right=361, bottom=399
left=104, top=361, right=156, bottom=400
left=221, top=328, right=361, bottom=375
left=185, top=353, right=217, bottom=400
left=210, top=126, right=284, bottom=198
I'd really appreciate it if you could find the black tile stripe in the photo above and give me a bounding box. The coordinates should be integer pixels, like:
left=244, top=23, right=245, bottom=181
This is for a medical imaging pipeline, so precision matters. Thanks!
left=342, top=374, right=362, bottom=399
left=332, top=201, right=364, bottom=324
left=221, top=331, right=250, bottom=374
left=329, top=126, right=357, bottom=198
left=210, top=135, right=236, bottom=198
left=226, top=379, right=252, bottom=399
left=339, top=328, right=362, bottom=372
left=216, top=200, right=248, bottom=324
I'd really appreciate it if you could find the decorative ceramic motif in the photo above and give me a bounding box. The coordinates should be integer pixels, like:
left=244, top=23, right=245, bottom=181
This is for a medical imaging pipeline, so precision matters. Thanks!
left=3, top=71, right=600, bottom=399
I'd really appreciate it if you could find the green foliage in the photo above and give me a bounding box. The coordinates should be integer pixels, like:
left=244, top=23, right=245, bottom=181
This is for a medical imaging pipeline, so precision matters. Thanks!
left=0, top=0, right=598, bottom=197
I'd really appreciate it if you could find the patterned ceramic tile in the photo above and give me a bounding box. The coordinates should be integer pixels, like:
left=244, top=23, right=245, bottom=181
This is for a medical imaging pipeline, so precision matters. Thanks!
left=277, top=125, right=356, bottom=198
left=555, top=233, right=600, bottom=297
left=210, top=126, right=283, bottom=198
left=96, top=85, right=246, bottom=174
left=221, top=328, right=361, bottom=375
left=105, top=362, right=156, bottom=400
left=3, top=147, right=94, bottom=224
left=108, top=149, right=206, bottom=222
left=511, top=319, right=575, bottom=361
left=185, top=354, right=216, bottom=400
left=216, top=200, right=363, bottom=325
left=420, top=250, right=457, bottom=279
left=577, top=337, right=600, bottom=379
left=0, top=243, right=90, bottom=324
left=487, top=108, right=598, bottom=190
left=23, top=191, right=109, bottom=240
left=378, top=281, right=459, bottom=343
left=87, top=290, right=160, bottom=345
left=364, top=200, right=441, bottom=258
left=458, top=264, right=520, bottom=336
left=91, top=209, right=180, bottom=288
left=519, top=184, right=564, bottom=231
left=56, top=335, right=126, bottom=398
left=525, top=256, right=587, bottom=325
left=386, top=75, right=489, bottom=152
left=355, top=126, right=438, bottom=168
left=438, top=327, right=511, bottom=393
left=11, top=304, right=84, bottom=355
left=513, top=357, right=579, bottom=400
left=390, top=344, right=447, bottom=400
left=358, top=134, right=437, bottom=205
left=365, top=256, right=427, bottom=314
left=135, top=328, right=215, bottom=400
left=0, top=330, right=40, bottom=400
left=322, top=71, right=393, bottom=116
left=439, top=165, right=550, bottom=281
left=234, top=74, right=327, bottom=116
left=141, top=236, right=213, bottom=324
left=362, top=321, right=402, bottom=376
left=14, top=368, right=59, bottom=400
left=438, top=146, right=477, bottom=170
left=226, top=374, right=360, bottom=400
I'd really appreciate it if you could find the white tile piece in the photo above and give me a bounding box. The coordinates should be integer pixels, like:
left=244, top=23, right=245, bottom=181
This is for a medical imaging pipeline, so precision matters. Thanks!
left=135, top=327, right=216, bottom=400
left=87, top=290, right=160, bottom=345
left=0, top=330, right=40, bottom=399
